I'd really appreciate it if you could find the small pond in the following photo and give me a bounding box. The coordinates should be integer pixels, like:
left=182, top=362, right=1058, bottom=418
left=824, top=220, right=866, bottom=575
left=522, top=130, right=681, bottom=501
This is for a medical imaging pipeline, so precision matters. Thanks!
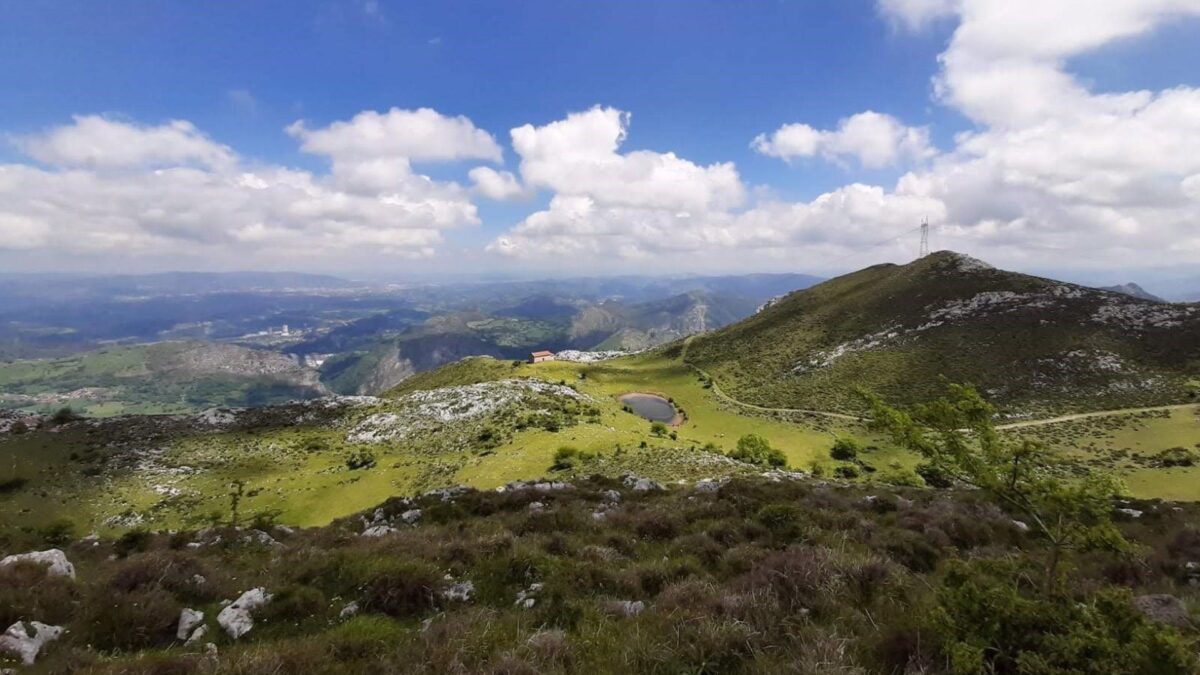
left=619, top=393, right=678, bottom=423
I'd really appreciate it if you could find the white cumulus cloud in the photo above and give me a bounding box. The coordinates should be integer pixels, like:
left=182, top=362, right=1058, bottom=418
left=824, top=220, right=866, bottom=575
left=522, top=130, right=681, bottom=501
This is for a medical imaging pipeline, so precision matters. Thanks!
left=0, top=110, right=490, bottom=265
left=287, top=107, right=503, bottom=164
left=753, top=111, right=936, bottom=168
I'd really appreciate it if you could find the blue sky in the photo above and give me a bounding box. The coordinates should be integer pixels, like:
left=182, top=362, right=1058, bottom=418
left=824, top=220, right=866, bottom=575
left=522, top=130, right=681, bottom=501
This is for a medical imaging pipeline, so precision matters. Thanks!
left=2, top=1, right=1200, bottom=285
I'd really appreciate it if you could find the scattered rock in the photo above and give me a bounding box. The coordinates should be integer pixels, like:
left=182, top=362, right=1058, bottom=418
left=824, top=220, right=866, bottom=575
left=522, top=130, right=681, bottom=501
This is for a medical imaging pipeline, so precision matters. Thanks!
left=361, top=525, right=398, bottom=537
left=0, top=621, right=65, bottom=665
left=217, top=588, right=272, bottom=639
left=441, top=579, right=475, bottom=603
left=515, top=583, right=544, bottom=609
left=401, top=509, right=423, bottom=524
left=601, top=489, right=621, bottom=503
left=622, top=474, right=663, bottom=492
left=0, top=549, right=75, bottom=579
left=528, top=501, right=546, bottom=513
left=1116, top=508, right=1143, bottom=519
left=176, top=608, right=204, bottom=641
left=184, top=624, right=208, bottom=645
left=1011, top=520, right=1030, bottom=532
left=602, top=600, right=646, bottom=617
left=241, top=529, right=281, bottom=547
left=1133, top=594, right=1193, bottom=628
left=693, top=478, right=727, bottom=493
left=339, top=601, right=360, bottom=620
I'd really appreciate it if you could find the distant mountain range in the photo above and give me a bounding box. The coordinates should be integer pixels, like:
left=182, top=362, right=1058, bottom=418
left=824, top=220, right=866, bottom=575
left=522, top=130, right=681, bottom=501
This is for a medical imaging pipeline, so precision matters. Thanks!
left=685, top=251, right=1200, bottom=415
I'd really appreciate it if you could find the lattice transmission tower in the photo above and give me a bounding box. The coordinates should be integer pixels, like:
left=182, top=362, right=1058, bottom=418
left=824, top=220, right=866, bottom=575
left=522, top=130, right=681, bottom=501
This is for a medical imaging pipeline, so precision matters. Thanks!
left=918, top=218, right=929, bottom=258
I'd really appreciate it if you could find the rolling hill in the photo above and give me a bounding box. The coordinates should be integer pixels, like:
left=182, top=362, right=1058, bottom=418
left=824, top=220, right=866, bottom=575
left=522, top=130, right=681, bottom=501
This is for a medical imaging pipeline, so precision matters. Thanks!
left=684, top=251, right=1200, bottom=415
left=319, top=291, right=765, bottom=394
left=0, top=342, right=327, bottom=415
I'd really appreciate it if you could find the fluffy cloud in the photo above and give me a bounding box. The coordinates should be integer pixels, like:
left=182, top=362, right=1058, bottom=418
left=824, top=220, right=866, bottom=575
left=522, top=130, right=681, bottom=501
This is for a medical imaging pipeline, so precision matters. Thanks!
left=511, top=106, right=745, bottom=212
left=491, top=3, right=1200, bottom=272
left=19, top=116, right=236, bottom=169
left=469, top=167, right=528, bottom=200
left=753, top=111, right=936, bottom=168
left=0, top=110, right=489, bottom=263
left=287, top=107, right=502, bottom=163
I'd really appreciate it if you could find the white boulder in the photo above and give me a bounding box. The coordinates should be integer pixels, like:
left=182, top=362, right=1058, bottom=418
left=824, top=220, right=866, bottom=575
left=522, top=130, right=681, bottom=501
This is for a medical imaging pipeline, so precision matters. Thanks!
left=176, top=608, right=204, bottom=640
left=0, top=621, right=65, bottom=665
left=0, top=549, right=75, bottom=579
left=217, top=588, right=272, bottom=639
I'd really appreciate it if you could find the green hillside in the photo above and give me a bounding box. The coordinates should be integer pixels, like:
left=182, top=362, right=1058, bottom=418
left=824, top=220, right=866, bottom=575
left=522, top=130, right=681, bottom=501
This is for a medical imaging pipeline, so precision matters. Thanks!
left=0, top=342, right=326, bottom=416
left=684, top=251, right=1200, bottom=416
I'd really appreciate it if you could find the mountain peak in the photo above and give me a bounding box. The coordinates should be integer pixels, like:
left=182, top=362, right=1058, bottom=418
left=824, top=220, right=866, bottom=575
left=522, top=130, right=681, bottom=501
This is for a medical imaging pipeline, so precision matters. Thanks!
left=914, top=250, right=996, bottom=274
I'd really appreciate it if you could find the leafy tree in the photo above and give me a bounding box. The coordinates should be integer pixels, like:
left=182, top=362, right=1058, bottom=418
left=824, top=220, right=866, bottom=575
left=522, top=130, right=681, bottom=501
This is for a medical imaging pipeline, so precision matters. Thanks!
left=863, top=384, right=1127, bottom=589
left=650, top=421, right=668, bottom=437
left=729, top=434, right=787, bottom=468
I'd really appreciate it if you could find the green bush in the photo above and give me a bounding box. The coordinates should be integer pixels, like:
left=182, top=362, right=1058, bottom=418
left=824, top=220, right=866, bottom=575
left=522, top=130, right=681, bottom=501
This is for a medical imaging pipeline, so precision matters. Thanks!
left=728, top=434, right=787, bottom=468
left=932, top=558, right=1197, bottom=674
left=834, top=465, right=860, bottom=479
left=830, top=437, right=860, bottom=461
left=345, top=450, right=377, bottom=470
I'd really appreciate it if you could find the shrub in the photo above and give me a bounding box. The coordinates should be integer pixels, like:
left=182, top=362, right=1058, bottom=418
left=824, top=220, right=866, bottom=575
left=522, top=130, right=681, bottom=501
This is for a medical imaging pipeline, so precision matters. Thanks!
left=932, top=558, right=1197, bottom=674
left=834, top=465, right=860, bottom=479
left=550, top=445, right=593, bottom=471
left=0, top=561, right=79, bottom=627
left=360, top=560, right=442, bottom=618
left=50, top=406, right=82, bottom=424
left=729, top=434, right=787, bottom=468
left=345, top=450, right=377, bottom=470
left=260, top=584, right=328, bottom=625
left=755, top=503, right=804, bottom=539
left=830, top=437, right=860, bottom=461
left=650, top=421, right=668, bottom=437
left=1155, top=447, right=1197, bottom=468
left=325, top=615, right=408, bottom=660
left=916, top=462, right=953, bottom=488
left=115, top=528, right=154, bottom=557
left=80, top=587, right=182, bottom=651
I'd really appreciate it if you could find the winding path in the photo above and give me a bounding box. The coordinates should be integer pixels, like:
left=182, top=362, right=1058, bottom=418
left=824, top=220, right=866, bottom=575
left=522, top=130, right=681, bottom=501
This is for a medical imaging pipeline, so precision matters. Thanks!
left=677, top=336, right=1197, bottom=431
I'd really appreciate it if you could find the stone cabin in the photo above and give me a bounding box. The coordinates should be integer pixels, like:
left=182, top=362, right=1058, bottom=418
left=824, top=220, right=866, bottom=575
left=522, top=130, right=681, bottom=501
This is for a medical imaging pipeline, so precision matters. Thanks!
left=530, top=350, right=556, bottom=363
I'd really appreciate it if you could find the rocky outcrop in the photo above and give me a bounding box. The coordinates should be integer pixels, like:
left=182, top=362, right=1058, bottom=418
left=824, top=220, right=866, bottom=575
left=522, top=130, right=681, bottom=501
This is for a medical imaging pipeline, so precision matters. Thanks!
left=0, top=549, right=75, bottom=579
left=0, top=621, right=65, bottom=665
left=217, top=588, right=272, bottom=639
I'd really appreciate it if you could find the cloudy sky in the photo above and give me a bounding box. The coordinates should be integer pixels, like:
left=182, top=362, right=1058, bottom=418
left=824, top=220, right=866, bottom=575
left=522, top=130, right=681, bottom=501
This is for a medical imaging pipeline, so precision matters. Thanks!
left=2, top=0, right=1200, bottom=283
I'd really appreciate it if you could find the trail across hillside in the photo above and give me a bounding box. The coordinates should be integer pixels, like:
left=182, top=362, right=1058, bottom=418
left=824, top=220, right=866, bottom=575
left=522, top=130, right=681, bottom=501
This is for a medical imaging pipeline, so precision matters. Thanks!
left=995, top=404, right=1198, bottom=430
left=677, top=336, right=1198, bottom=431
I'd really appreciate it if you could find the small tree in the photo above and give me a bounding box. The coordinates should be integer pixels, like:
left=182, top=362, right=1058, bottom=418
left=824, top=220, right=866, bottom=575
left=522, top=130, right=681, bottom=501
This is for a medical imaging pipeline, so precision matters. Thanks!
left=729, top=433, right=787, bottom=468
left=650, top=421, right=668, bottom=437
left=863, top=384, right=1126, bottom=590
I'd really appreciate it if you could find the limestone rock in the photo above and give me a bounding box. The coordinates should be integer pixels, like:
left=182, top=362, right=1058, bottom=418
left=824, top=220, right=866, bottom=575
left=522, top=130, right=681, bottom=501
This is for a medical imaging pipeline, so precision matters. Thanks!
left=0, top=549, right=75, bottom=579
left=217, top=588, right=272, bottom=639
left=176, top=608, right=204, bottom=641
left=0, top=621, right=65, bottom=665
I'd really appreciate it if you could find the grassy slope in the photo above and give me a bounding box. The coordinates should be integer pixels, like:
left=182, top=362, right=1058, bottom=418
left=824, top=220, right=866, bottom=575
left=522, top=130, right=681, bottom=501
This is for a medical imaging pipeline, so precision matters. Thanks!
left=684, top=252, right=1200, bottom=416
left=3, top=477, right=1198, bottom=674
left=2, top=345, right=1196, bottom=535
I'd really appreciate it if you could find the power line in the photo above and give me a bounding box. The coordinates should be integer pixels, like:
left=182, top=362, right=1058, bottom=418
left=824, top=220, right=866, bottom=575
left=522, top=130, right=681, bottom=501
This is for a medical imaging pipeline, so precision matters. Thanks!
left=824, top=221, right=929, bottom=269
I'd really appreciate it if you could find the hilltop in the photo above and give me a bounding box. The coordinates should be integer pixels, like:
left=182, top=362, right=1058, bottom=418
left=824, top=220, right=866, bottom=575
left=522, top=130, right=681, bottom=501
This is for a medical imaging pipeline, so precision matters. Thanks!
left=684, top=251, right=1200, bottom=415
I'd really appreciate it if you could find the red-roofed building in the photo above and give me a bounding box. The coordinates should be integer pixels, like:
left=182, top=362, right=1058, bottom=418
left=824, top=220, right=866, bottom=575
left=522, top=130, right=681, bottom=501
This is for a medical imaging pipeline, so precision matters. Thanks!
left=530, top=350, right=556, bottom=363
